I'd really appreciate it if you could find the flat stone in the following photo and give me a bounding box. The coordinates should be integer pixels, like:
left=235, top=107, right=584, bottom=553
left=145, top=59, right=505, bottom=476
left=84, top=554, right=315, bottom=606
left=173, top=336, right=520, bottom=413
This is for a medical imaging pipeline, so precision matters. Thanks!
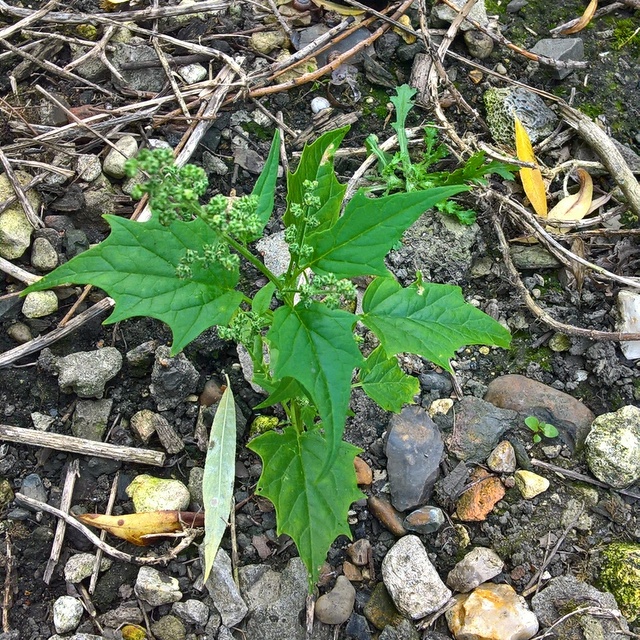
left=345, top=612, right=372, bottom=640
left=447, top=396, right=517, bottom=463
left=385, top=405, right=444, bottom=511
left=0, top=171, right=38, bottom=259
left=203, top=548, right=248, bottom=628
left=188, top=467, right=204, bottom=509
left=382, top=535, right=452, bottom=619
left=103, top=135, right=138, bottom=179
left=97, top=602, right=143, bottom=628
left=363, top=582, right=404, bottom=631
left=514, top=470, right=549, bottom=499
left=487, top=440, right=517, bottom=473
left=530, top=37, right=584, bottom=80
left=52, top=347, right=123, bottom=398
left=22, top=291, right=58, bottom=318
left=403, top=505, right=446, bottom=534
left=126, top=475, right=190, bottom=512
left=510, top=245, right=562, bottom=271
left=531, top=575, right=629, bottom=639
left=315, top=576, right=356, bottom=625
left=378, top=619, right=420, bottom=640
left=53, top=596, right=84, bottom=634
left=446, top=583, right=538, bottom=640
left=455, top=467, right=505, bottom=522
left=172, top=599, right=210, bottom=626
left=20, top=473, right=47, bottom=504
left=71, top=398, right=113, bottom=441
left=177, top=63, right=207, bottom=84
left=432, top=0, right=488, bottom=30
left=150, top=614, right=186, bottom=640
left=134, top=567, right=182, bottom=607
left=150, top=346, right=199, bottom=411
left=484, top=374, right=595, bottom=449
left=347, top=538, right=371, bottom=566
left=585, top=405, right=640, bottom=488
left=109, top=42, right=165, bottom=92
left=446, top=547, right=504, bottom=593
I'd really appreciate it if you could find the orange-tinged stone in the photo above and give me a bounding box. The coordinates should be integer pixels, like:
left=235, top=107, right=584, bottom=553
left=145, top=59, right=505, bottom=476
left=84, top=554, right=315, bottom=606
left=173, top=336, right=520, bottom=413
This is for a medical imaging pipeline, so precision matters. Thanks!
left=367, top=496, right=407, bottom=536
left=455, top=468, right=505, bottom=522
left=354, top=456, right=373, bottom=485
left=343, top=560, right=363, bottom=582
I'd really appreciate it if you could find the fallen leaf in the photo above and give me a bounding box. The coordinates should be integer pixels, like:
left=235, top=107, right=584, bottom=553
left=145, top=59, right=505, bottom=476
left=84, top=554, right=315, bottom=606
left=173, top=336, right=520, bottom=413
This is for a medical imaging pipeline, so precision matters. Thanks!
left=514, top=116, right=547, bottom=217
left=547, top=169, right=593, bottom=224
left=76, top=511, right=204, bottom=546
left=561, top=0, right=598, bottom=35
left=394, top=15, right=416, bottom=44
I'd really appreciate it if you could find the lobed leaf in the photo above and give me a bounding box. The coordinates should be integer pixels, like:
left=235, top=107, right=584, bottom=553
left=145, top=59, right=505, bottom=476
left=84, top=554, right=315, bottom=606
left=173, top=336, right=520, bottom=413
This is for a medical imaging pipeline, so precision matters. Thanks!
left=23, top=214, right=243, bottom=355
left=307, top=186, right=468, bottom=278
left=285, top=127, right=348, bottom=233
left=267, top=302, right=363, bottom=469
left=361, top=277, right=511, bottom=373
left=247, top=426, right=363, bottom=587
left=203, top=383, right=237, bottom=583
left=358, top=346, right=419, bottom=412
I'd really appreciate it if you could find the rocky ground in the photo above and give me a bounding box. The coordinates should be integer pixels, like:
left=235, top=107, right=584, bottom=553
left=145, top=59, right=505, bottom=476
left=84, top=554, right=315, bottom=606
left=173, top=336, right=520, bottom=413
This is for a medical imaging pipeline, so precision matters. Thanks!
left=0, top=0, right=639, bottom=639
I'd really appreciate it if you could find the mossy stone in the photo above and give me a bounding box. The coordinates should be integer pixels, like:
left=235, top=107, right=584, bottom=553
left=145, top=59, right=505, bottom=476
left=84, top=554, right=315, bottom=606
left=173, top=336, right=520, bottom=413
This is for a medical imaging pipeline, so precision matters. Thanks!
left=600, top=542, right=640, bottom=622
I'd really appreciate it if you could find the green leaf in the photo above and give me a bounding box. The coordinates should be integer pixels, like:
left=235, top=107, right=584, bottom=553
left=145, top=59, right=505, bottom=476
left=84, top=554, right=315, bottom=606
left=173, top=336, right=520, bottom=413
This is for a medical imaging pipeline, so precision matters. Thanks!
left=307, top=186, right=468, bottom=278
left=252, top=282, right=276, bottom=316
left=358, top=346, right=419, bottom=412
left=202, top=380, right=236, bottom=582
left=361, top=277, right=511, bottom=373
left=267, top=302, right=363, bottom=468
left=285, top=127, right=348, bottom=233
left=524, top=416, right=539, bottom=431
left=253, top=377, right=306, bottom=410
left=390, top=85, right=416, bottom=166
left=247, top=426, right=363, bottom=587
left=23, top=215, right=243, bottom=354
left=251, top=130, right=281, bottom=239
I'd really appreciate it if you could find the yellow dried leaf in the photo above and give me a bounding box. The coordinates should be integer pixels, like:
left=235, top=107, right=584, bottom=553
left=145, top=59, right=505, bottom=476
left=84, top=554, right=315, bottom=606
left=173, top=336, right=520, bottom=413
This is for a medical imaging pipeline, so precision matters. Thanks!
left=76, top=511, right=204, bottom=546
left=561, top=0, right=598, bottom=35
left=394, top=15, right=416, bottom=44
left=514, top=116, right=547, bottom=217
left=100, top=0, right=129, bottom=11
left=547, top=169, right=593, bottom=224
left=311, top=0, right=364, bottom=14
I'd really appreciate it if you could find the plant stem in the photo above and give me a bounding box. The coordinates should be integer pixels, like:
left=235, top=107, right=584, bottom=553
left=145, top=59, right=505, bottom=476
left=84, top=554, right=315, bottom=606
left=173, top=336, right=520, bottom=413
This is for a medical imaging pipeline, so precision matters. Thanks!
left=224, top=235, right=281, bottom=289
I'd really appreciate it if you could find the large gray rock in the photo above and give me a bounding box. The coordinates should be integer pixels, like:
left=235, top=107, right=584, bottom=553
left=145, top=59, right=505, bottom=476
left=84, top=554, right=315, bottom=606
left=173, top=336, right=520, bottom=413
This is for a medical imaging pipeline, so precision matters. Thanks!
left=239, top=558, right=332, bottom=640
left=432, top=0, right=488, bottom=31
left=381, top=535, right=451, bottom=619
left=203, top=548, right=247, bottom=628
left=530, top=38, right=584, bottom=80
left=0, top=171, right=39, bottom=259
left=150, top=346, right=199, bottom=411
left=447, top=396, right=517, bottom=463
left=531, top=576, right=629, bottom=639
left=109, top=41, right=165, bottom=92
left=584, top=405, right=640, bottom=488
left=386, top=406, right=444, bottom=511
left=49, top=347, right=123, bottom=398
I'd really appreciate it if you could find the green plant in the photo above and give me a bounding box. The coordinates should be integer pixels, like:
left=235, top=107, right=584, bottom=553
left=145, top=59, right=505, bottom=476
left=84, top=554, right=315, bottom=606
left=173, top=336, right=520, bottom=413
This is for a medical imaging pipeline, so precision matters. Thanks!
left=524, top=415, right=559, bottom=443
left=365, top=85, right=516, bottom=225
left=24, top=126, right=511, bottom=586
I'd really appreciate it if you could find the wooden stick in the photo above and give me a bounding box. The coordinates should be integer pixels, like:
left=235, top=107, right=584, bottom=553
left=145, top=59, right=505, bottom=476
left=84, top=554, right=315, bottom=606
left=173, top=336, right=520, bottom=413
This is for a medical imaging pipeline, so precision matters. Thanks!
left=0, top=424, right=165, bottom=466
left=0, top=0, right=57, bottom=40
left=44, top=458, right=80, bottom=584
left=89, top=472, right=119, bottom=594
left=1, top=532, right=12, bottom=633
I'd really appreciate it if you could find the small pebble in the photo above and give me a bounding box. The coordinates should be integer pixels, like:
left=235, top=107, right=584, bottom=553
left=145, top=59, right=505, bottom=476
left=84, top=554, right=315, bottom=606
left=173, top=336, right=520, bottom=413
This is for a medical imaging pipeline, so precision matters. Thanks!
left=311, top=96, right=331, bottom=114
left=126, top=475, right=190, bottom=512
left=348, top=538, right=371, bottom=566
left=64, top=553, right=111, bottom=583
left=22, top=290, right=58, bottom=318
left=7, top=322, right=32, bottom=344
left=367, top=496, right=407, bottom=537
left=53, top=595, right=84, bottom=634
left=354, top=457, right=373, bottom=485
left=487, top=440, right=517, bottom=473
left=514, top=470, right=549, bottom=499
left=135, top=567, right=182, bottom=607
left=403, top=505, right=445, bottom=534
left=315, top=575, right=356, bottom=625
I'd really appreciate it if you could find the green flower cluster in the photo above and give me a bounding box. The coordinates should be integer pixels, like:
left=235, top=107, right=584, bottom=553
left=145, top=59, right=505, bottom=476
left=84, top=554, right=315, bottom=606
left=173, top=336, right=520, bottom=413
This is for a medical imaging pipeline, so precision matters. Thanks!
left=298, top=273, right=357, bottom=310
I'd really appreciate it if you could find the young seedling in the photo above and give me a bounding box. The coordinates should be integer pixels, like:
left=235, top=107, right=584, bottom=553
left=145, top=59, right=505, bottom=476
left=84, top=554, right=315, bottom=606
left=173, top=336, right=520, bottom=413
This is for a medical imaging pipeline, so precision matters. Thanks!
left=366, top=85, right=516, bottom=224
left=524, top=415, right=559, bottom=443
left=24, top=125, right=511, bottom=587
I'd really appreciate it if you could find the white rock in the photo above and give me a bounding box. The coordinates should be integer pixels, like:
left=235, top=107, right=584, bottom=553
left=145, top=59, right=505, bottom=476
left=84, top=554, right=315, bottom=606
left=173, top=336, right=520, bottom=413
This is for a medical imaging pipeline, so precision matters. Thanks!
left=172, top=599, right=210, bottom=626
left=178, top=63, right=208, bottom=84
left=432, top=0, right=488, bottom=30
left=31, top=411, right=55, bottom=431
left=514, top=470, right=550, bottom=499
left=64, top=553, right=112, bottom=583
left=617, top=290, right=640, bottom=359
left=446, top=582, right=539, bottom=640
left=0, top=170, right=39, bottom=259
left=103, top=135, right=139, bottom=179
left=22, top=291, right=58, bottom=318
left=135, top=567, right=182, bottom=606
left=126, top=474, right=190, bottom=512
left=31, top=237, right=58, bottom=271
left=76, top=154, right=103, bottom=182
left=381, top=535, right=452, bottom=619
left=487, top=440, right=517, bottom=473
left=447, top=547, right=504, bottom=593
left=311, top=97, right=331, bottom=114
left=53, top=595, right=84, bottom=634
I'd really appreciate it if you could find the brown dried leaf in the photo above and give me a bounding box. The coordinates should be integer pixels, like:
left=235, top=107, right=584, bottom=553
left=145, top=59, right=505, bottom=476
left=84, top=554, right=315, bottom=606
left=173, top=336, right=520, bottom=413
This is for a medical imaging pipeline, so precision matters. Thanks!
left=547, top=169, right=593, bottom=224
left=561, top=0, right=598, bottom=35
left=515, top=116, right=547, bottom=217
left=76, top=511, right=204, bottom=546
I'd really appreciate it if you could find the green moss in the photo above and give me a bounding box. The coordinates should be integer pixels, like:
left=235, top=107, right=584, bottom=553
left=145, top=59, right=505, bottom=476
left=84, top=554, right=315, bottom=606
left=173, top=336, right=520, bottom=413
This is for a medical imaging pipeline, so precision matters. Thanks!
left=242, top=121, right=271, bottom=141
left=600, top=542, right=640, bottom=622
left=507, top=336, right=554, bottom=374
left=484, top=0, right=507, bottom=15
left=579, top=103, right=604, bottom=119
left=612, top=16, right=640, bottom=55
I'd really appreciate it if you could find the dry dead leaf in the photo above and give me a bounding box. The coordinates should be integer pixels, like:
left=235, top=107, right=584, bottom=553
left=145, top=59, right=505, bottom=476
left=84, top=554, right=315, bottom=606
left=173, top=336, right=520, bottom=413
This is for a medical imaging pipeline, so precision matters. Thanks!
left=514, top=116, right=547, bottom=217
left=76, top=511, right=205, bottom=546
left=561, top=0, right=598, bottom=35
left=394, top=15, right=416, bottom=44
left=547, top=168, right=593, bottom=224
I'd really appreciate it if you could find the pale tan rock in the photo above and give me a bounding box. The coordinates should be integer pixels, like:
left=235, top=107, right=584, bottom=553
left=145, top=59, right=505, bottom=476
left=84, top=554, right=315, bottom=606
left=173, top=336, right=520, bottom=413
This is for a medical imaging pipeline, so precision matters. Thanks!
left=347, top=538, right=371, bottom=566
left=354, top=456, right=373, bottom=485
left=446, top=583, right=539, bottom=640
left=487, top=440, right=517, bottom=473
left=514, top=470, right=549, bottom=499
